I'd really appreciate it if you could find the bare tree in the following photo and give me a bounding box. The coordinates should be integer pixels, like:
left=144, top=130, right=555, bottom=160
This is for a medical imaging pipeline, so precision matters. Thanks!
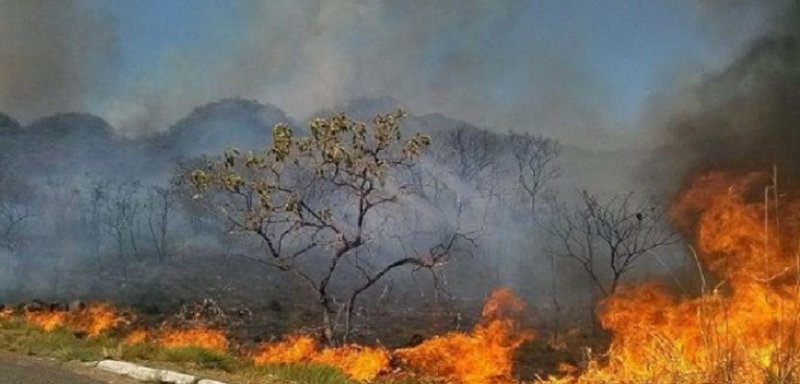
left=0, top=201, right=32, bottom=253
left=99, top=181, right=143, bottom=263
left=543, top=190, right=676, bottom=297
left=145, top=185, right=175, bottom=262
left=441, top=125, right=501, bottom=187
left=508, top=132, right=561, bottom=221
left=0, top=159, right=33, bottom=253
left=191, top=111, right=472, bottom=344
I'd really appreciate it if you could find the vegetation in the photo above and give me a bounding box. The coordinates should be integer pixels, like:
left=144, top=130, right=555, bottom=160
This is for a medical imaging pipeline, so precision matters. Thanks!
left=0, top=316, right=434, bottom=384
left=190, top=110, right=473, bottom=344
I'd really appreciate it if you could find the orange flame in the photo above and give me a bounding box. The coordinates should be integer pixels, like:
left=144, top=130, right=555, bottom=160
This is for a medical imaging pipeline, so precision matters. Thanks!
left=397, top=288, right=535, bottom=384
left=25, top=303, right=124, bottom=337
left=25, top=310, right=68, bottom=332
left=122, top=329, right=149, bottom=345
left=157, top=326, right=229, bottom=352
left=252, top=334, right=390, bottom=381
left=539, top=171, right=800, bottom=383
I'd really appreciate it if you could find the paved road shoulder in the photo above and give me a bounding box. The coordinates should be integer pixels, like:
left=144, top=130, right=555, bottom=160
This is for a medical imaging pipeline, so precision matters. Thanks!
left=0, top=351, right=138, bottom=384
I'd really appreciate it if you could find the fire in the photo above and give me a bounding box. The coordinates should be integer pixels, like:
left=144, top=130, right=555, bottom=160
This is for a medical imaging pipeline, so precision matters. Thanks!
left=156, top=326, right=229, bottom=352
left=540, top=171, right=800, bottom=383
left=252, top=334, right=390, bottom=381
left=252, top=334, right=318, bottom=364
left=396, top=288, right=535, bottom=384
left=70, top=303, right=126, bottom=337
left=25, top=310, right=68, bottom=332
left=251, top=288, right=532, bottom=383
left=122, top=329, right=149, bottom=345
left=24, top=303, right=125, bottom=337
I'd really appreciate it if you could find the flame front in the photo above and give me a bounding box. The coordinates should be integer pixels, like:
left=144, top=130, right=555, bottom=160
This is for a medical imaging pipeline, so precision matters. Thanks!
left=156, top=326, right=229, bottom=352
left=544, top=171, right=800, bottom=383
left=252, top=334, right=390, bottom=381
left=397, top=287, right=535, bottom=384
left=251, top=288, right=532, bottom=383
left=24, top=303, right=124, bottom=337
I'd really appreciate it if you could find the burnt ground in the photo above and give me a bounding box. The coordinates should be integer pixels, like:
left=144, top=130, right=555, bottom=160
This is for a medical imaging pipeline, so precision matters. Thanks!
left=3, top=253, right=613, bottom=381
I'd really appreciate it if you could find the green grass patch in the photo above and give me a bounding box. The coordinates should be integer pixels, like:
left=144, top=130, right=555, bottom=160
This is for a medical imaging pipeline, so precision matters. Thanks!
left=0, top=323, right=114, bottom=361
left=260, top=363, right=356, bottom=384
left=156, top=346, right=240, bottom=371
left=0, top=319, right=436, bottom=383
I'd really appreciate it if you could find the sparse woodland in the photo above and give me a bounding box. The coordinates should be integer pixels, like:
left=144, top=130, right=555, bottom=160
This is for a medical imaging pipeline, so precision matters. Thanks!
left=0, top=104, right=672, bottom=346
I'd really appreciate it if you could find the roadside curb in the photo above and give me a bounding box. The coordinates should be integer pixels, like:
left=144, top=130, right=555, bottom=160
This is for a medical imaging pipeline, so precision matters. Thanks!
left=95, top=359, right=228, bottom=384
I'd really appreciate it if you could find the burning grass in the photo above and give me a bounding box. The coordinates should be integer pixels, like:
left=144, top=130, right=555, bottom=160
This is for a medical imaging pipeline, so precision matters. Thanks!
left=396, top=288, right=535, bottom=384
left=23, top=302, right=126, bottom=337
left=0, top=288, right=531, bottom=383
left=252, top=334, right=391, bottom=381
left=537, top=171, right=800, bottom=384
left=10, top=171, right=800, bottom=383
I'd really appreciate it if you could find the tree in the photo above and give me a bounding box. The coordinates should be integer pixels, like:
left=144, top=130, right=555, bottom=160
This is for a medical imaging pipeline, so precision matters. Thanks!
left=0, top=199, right=32, bottom=253
left=0, top=158, right=33, bottom=253
left=98, top=181, right=143, bottom=263
left=543, top=190, right=676, bottom=297
left=191, top=110, right=471, bottom=344
left=508, top=133, right=561, bottom=221
left=145, top=185, right=175, bottom=262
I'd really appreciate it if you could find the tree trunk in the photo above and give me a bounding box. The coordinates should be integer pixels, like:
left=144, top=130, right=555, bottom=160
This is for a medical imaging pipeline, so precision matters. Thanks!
left=321, top=307, right=335, bottom=346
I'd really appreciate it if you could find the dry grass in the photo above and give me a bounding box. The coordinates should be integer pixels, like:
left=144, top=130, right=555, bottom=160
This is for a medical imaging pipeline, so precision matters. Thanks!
left=0, top=316, right=434, bottom=384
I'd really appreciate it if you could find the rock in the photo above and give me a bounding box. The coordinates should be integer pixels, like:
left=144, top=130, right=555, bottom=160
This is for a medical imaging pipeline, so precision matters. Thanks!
left=198, top=380, right=228, bottom=384
left=97, top=360, right=199, bottom=383
left=97, top=360, right=160, bottom=381
left=159, top=369, right=196, bottom=384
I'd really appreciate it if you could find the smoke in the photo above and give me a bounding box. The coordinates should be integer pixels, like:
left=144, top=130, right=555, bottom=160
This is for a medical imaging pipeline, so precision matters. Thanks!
left=644, top=0, right=800, bottom=189
left=106, top=0, right=618, bottom=146
left=0, top=0, right=119, bottom=123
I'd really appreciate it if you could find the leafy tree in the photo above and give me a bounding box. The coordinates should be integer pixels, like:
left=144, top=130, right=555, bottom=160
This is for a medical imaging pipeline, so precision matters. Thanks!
left=191, top=110, right=471, bottom=344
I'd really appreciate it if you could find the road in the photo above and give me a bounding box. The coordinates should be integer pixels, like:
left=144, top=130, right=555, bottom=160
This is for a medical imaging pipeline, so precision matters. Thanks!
left=0, top=354, right=137, bottom=384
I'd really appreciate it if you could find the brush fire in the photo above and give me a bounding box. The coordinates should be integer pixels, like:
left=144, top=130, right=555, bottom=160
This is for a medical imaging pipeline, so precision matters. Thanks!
left=3, top=170, right=797, bottom=383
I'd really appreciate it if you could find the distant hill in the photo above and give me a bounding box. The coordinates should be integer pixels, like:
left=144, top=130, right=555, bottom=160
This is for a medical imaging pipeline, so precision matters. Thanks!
left=314, top=97, right=408, bottom=122
left=0, top=112, right=20, bottom=137
left=149, top=98, right=294, bottom=160
left=8, top=112, right=128, bottom=178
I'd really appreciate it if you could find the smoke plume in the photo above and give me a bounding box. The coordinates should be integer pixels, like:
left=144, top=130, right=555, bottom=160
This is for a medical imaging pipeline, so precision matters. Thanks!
left=0, top=0, right=119, bottom=123
left=647, top=1, right=800, bottom=189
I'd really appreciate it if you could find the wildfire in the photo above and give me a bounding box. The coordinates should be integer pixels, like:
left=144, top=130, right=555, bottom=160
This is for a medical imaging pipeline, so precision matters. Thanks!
left=9, top=170, right=800, bottom=384
left=251, top=288, right=532, bottom=383
left=252, top=334, right=390, bottom=381
left=539, top=171, right=800, bottom=384
left=156, top=326, right=229, bottom=352
left=24, top=303, right=125, bottom=337
left=122, top=329, right=149, bottom=345
left=25, top=310, right=68, bottom=332
left=396, top=288, right=535, bottom=384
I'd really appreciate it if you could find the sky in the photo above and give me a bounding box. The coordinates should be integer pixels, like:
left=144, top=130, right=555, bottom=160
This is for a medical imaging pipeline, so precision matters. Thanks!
left=0, top=0, right=785, bottom=147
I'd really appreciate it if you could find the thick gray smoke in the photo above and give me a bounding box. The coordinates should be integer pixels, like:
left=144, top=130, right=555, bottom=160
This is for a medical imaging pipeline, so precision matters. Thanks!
left=106, top=0, right=618, bottom=147
left=0, top=0, right=119, bottom=123
left=644, top=1, right=800, bottom=189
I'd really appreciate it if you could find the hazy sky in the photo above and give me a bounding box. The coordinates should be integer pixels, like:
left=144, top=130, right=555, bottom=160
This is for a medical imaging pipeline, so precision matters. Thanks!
left=0, top=0, right=785, bottom=146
